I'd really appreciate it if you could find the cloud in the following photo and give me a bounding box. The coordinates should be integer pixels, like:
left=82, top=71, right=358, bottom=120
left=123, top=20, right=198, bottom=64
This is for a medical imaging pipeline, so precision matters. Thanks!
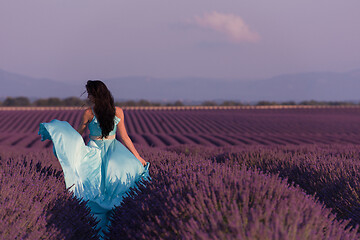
left=193, top=12, right=260, bottom=43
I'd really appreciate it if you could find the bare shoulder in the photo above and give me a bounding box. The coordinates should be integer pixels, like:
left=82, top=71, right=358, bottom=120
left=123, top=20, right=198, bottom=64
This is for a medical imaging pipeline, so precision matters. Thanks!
left=82, top=107, right=93, bottom=122
left=84, top=107, right=93, bottom=115
left=115, top=106, right=124, bottom=119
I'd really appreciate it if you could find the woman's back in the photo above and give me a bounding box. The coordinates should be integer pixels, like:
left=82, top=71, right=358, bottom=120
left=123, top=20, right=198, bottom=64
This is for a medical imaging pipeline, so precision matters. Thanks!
left=88, top=108, right=121, bottom=137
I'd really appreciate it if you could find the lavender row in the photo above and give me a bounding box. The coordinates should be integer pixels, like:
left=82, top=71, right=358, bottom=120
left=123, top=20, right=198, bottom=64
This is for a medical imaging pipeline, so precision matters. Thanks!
left=0, top=148, right=99, bottom=239
left=2, top=108, right=360, bottom=148
left=105, top=145, right=359, bottom=239
left=166, top=144, right=360, bottom=230
left=1, top=144, right=359, bottom=239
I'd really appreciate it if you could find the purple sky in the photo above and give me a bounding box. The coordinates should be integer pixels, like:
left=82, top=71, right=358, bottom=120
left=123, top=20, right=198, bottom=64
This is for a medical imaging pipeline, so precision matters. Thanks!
left=1, top=0, right=360, bottom=83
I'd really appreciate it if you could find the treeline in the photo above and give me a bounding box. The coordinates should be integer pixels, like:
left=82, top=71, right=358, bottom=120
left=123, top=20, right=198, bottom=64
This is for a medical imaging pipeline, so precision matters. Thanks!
left=0, top=97, right=85, bottom=107
left=0, top=96, right=359, bottom=107
left=255, top=100, right=357, bottom=106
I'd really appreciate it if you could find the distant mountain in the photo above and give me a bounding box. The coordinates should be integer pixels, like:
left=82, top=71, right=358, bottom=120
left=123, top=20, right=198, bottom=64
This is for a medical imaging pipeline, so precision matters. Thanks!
left=1, top=68, right=360, bottom=102
left=244, top=71, right=360, bottom=102
left=104, top=70, right=360, bottom=102
left=0, top=69, right=82, bottom=99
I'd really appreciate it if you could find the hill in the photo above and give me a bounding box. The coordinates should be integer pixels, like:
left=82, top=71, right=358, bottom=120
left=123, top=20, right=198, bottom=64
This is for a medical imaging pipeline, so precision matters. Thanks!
left=1, top=68, right=360, bottom=101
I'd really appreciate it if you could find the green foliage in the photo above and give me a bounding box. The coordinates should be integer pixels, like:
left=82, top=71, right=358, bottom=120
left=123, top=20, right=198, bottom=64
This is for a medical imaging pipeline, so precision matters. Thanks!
left=63, top=97, right=85, bottom=106
left=115, top=100, right=136, bottom=107
left=173, top=100, right=184, bottom=106
left=281, top=101, right=296, bottom=105
left=166, top=100, right=184, bottom=106
left=125, top=100, right=137, bottom=106
left=256, top=101, right=278, bottom=106
left=201, top=101, right=217, bottom=106
left=34, top=98, right=62, bottom=106
left=220, top=100, right=244, bottom=106
left=32, top=97, right=85, bottom=106
left=0, top=96, right=358, bottom=107
left=138, top=99, right=151, bottom=106
left=3, top=97, right=30, bottom=106
left=151, top=102, right=162, bottom=106
left=298, top=100, right=356, bottom=106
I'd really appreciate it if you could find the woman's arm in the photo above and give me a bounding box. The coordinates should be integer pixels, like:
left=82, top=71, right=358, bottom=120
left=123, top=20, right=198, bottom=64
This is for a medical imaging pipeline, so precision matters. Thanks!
left=77, top=108, right=92, bottom=135
left=116, top=107, right=147, bottom=166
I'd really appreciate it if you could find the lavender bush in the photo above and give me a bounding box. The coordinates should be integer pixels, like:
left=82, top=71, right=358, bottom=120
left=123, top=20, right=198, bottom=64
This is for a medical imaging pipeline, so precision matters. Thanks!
left=0, top=147, right=99, bottom=239
left=165, top=144, right=360, bottom=230
left=105, top=145, right=359, bottom=239
left=2, top=144, right=360, bottom=239
left=208, top=144, right=360, bottom=229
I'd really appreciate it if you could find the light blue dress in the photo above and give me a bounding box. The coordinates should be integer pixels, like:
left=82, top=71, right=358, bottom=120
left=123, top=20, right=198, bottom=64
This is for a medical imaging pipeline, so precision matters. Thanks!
left=38, top=110, right=150, bottom=235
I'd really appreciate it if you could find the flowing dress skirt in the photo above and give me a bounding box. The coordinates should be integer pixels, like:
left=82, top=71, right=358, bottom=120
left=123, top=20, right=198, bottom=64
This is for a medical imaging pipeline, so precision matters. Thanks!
left=38, top=119, right=150, bottom=233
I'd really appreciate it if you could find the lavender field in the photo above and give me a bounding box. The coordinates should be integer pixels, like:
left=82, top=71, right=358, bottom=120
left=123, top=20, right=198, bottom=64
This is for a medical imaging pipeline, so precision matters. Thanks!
left=1, top=107, right=360, bottom=239
left=2, top=107, right=360, bottom=148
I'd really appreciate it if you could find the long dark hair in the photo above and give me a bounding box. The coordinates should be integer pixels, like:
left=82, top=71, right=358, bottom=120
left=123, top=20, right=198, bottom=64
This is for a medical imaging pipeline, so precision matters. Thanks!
left=86, top=80, right=115, bottom=138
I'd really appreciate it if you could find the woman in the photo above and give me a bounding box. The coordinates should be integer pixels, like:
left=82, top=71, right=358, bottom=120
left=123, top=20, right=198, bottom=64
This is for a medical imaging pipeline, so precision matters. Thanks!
left=38, top=80, right=150, bottom=236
